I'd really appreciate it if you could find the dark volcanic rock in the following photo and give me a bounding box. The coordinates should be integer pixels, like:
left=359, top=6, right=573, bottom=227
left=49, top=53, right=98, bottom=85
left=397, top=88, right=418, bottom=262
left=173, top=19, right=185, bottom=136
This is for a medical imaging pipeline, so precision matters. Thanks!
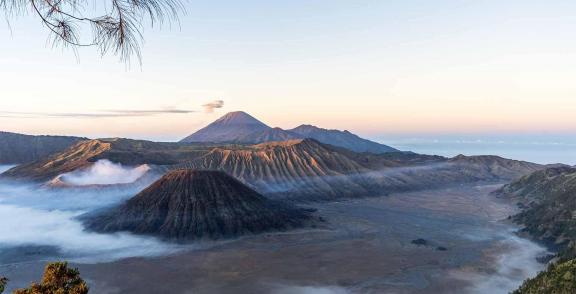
left=411, top=238, right=428, bottom=246
left=83, top=170, right=314, bottom=241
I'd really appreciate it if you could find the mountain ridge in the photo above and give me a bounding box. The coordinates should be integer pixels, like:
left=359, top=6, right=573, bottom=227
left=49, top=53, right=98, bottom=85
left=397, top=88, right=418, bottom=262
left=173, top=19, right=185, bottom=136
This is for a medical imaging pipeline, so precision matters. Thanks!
left=288, top=124, right=398, bottom=153
left=0, top=131, right=84, bottom=164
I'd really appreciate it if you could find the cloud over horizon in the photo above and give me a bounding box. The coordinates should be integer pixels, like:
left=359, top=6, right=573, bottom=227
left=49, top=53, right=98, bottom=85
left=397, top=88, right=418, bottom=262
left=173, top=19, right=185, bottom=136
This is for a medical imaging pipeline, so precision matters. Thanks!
left=0, top=109, right=197, bottom=119
left=0, top=99, right=226, bottom=119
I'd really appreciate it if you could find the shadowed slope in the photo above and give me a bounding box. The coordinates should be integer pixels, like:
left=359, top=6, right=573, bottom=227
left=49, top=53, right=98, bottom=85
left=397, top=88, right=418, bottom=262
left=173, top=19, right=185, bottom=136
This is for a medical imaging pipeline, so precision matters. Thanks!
left=83, top=170, right=314, bottom=241
left=0, top=131, right=83, bottom=164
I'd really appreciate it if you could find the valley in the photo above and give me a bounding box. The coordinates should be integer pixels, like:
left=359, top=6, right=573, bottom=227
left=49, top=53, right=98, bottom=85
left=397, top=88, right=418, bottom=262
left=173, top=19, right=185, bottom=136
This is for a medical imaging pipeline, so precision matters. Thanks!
left=0, top=185, right=546, bottom=294
left=0, top=112, right=562, bottom=293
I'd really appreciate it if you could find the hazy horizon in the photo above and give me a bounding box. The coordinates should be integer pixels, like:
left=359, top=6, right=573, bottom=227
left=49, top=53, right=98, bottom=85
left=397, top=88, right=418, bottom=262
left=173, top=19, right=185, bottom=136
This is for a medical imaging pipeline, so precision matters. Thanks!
left=2, top=0, right=576, bottom=140
left=4, top=120, right=575, bottom=165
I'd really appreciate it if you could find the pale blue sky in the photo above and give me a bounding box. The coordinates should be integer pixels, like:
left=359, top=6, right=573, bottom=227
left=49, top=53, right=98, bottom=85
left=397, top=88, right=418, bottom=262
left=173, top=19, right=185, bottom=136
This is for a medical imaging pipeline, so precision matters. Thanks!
left=1, top=0, right=576, bottom=143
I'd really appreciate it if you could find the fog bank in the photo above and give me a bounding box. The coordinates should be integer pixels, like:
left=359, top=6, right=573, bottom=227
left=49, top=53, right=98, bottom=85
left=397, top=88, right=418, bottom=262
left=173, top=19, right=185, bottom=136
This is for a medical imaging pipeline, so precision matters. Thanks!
left=0, top=165, right=15, bottom=174
left=0, top=204, right=181, bottom=263
left=452, top=228, right=547, bottom=294
left=0, top=166, right=179, bottom=263
left=60, top=159, right=150, bottom=186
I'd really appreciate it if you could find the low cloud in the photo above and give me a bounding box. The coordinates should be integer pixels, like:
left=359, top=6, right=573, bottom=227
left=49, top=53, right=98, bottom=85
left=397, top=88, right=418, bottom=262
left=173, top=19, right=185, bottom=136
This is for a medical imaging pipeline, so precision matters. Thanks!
left=203, top=100, right=224, bottom=113
left=0, top=101, right=225, bottom=118
left=0, top=178, right=181, bottom=263
left=0, top=204, right=181, bottom=263
left=59, top=160, right=150, bottom=186
left=450, top=231, right=547, bottom=294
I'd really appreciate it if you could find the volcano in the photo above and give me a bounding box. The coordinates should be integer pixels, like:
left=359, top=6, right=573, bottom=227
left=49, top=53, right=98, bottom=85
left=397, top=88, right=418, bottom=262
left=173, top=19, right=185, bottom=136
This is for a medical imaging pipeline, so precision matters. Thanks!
left=180, top=111, right=280, bottom=143
left=83, top=169, right=314, bottom=241
left=179, top=111, right=398, bottom=153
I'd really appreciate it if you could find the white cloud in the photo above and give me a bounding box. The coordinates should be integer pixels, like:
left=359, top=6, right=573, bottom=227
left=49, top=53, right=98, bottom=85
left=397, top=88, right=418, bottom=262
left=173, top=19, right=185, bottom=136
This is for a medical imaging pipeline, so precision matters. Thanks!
left=59, top=160, right=150, bottom=186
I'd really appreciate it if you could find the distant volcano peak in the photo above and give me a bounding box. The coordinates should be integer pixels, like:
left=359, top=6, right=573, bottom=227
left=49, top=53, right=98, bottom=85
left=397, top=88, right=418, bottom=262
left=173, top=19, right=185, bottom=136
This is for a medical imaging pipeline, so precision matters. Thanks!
left=212, top=111, right=268, bottom=127
left=179, top=111, right=398, bottom=153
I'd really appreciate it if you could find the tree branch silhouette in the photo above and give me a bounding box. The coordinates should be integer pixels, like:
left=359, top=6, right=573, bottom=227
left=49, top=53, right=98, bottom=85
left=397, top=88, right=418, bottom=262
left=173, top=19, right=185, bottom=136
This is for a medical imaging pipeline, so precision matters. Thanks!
left=1, top=0, right=184, bottom=64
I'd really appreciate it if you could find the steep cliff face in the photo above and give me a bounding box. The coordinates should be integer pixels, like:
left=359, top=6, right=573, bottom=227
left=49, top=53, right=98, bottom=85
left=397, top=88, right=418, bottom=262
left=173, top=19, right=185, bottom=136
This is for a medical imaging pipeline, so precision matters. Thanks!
left=83, top=170, right=314, bottom=241
left=0, top=131, right=83, bottom=164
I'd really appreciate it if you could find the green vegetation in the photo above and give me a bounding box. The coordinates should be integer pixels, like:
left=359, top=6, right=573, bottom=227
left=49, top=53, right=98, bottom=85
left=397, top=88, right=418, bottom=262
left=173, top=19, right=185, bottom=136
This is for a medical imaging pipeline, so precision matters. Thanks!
left=0, top=277, right=8, bottom=294
left=514, top=259, right=576, bottom=294
left=13, top=262, right=88, bottom=294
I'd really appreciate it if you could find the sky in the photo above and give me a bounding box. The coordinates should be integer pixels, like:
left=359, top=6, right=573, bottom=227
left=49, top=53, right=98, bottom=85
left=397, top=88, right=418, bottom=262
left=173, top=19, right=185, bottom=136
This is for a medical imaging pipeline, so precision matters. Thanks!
left=1, top=0, right=576, bottom=145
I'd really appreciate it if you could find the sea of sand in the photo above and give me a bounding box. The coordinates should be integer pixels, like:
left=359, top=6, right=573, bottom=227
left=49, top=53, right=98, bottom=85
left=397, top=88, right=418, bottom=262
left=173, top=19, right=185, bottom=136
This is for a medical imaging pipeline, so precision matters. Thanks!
left=1, top=184, right=547, bottom=294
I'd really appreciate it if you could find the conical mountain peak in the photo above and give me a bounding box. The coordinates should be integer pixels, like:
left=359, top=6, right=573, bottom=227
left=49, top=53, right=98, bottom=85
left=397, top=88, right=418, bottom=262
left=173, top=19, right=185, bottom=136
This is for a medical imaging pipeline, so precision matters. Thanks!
left=212, top=111, right=269, bottom=127
left=83, top=169, right=313, bottom=240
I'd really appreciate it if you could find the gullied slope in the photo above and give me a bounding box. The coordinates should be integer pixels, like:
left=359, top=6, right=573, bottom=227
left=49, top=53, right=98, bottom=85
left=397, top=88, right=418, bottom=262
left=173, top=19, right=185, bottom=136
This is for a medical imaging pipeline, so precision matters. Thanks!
left=289, top=124, right=398, bottom=153
left=179, top=139, right=378, bottom=200
left=2, top=139, right=112, bottom=182
left=83, top=170, right=313, bottom=240
left=513, top=258, right=576, bottom=294
left=0, top=131, right=83, bottom=164
left=178, top=139, right=542, bottom=201
left=3, top=135, right=543, bottom=202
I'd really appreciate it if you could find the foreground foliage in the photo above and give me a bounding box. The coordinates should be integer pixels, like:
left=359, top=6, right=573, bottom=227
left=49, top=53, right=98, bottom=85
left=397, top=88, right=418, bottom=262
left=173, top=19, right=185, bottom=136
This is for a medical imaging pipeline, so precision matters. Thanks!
left=0, top=0, right=184, bottom=63
left=0, top=277, right=7, bottom=294
left=13, top=262, right=88, bottom=294
left=513, top=259, right=576, bottom=294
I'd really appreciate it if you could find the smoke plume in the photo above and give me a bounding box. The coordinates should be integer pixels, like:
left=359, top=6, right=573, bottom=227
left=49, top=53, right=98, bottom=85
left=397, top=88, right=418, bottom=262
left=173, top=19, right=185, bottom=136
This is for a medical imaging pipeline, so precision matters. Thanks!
left=203, top=100, right=224, bottom=113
